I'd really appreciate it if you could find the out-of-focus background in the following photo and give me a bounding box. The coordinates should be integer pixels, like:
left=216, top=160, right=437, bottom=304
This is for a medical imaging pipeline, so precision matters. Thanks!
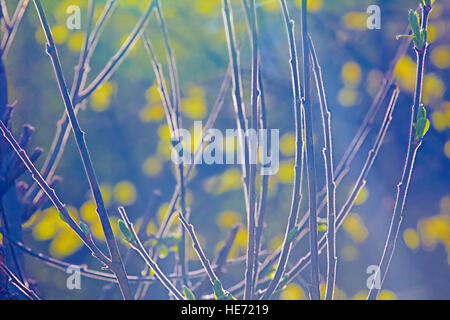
left=1, top=0, right=449, bottom=299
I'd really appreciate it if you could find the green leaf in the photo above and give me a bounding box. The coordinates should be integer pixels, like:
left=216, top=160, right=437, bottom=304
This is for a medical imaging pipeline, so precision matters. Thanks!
left=80, top=221, right=90, bottom=237
left=414, top=105, right=430, bottom=140
left=118, top=219, right=134, bottom=242
left=417, top=104, right=427, bottom=119
left=414, top=118, right=427, bottom=140
left=183, top=286, right=196, bottom=300
left=408, top=10, right=421, bottom=40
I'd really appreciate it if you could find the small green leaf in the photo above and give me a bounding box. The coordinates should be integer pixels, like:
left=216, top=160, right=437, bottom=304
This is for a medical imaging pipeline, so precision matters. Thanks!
left=414, top=118, right=426, bottom=140
left=414, top=105, right=430, bottom=140
left=408, top=10, right=421, bottom=40
left=417, top=104, right=426, bottom=119
left=118, top=219, right=133, bottom=242
left=80, top=221, right=90, bottom=236
left=183, top=286, right=196, bottom=300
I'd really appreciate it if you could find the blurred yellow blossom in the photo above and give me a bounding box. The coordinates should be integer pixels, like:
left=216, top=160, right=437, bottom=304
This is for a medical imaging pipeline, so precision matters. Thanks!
left=281, top=284, right=306, bottom=300
left=217, top=210, right=241, bottom=229
left=182, top=86, right=207, bottom=120
left=343, top=213, right=368, bottom=242
left=403, top=228, right=420, bottom=250
left=91, top=82, right=116, bottom=112
left=114, top=181, right=137, bottom=205
left=280, top=133, right=296, bottom=156
left=143, top=155, right=163, bottom=177
left=342, top=61, right=362, bottom=87
left=343, top=12, right=367, bottom=30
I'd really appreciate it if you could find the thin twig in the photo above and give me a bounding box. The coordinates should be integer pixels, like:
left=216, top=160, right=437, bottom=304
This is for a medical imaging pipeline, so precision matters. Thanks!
left=301, top=0, right=320, bottom=300
left=242, top=0, right=260, bottom=300
left=0, top=264, right=39, bottom=300
left=0, top=0, right=29, bottom=58
left=223, top=82, right=401, bottom=298
left=141, top=29, right=191, bottom=289
left=78, top=0, right=158, bottom=102
left=155, top=64, right=232, bottom=240
left=192, top=224, right=241, bottom=293
left=25, top=0, right=119, bottom=206
left=221, top=0, right=250, bottom=200
left=367, top=3, right=432, bottom=300
left=308, top=34, right=337, bottom=300
left=222, top=0, right=256, bottom=300
left=0, top=120, right=111, bottom=268
left=261, top=0, right=305, bottom=300
left=0, top=199, right=25, bottom=284
left=0, top=226, right=256, bottom=285
left=259, top=21, right=413, bottom=278
left=253, top=61, right=269, bottom=287
left=33, top=0, right=131, bottom=299
left=137, top=63, right=233, bottom=299
left=281, top=86, right=400, bottom=292
left=118, top=207, right=185, bottom=300
left=177, top=211, right=222, bottom=289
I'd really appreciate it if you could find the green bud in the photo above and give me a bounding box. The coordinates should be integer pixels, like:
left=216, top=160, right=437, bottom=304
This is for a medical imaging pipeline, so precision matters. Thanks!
left=118, top=219, right=134, bottom=242
left=417, top=104, right=427, bottom=119
left=80, top=221, right=90, bottom=237
left=414, top=106, right=430, bottom=140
